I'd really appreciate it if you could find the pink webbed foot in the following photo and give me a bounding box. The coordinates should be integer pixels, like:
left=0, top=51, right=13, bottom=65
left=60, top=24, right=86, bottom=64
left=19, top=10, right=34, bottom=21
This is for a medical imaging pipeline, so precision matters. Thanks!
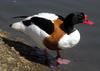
left=56, top=58, right=71, bottom=65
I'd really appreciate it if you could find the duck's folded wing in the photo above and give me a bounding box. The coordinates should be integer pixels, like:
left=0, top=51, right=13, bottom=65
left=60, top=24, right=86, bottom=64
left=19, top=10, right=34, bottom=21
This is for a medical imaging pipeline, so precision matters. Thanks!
left=31, top=17, right=54, bottom=35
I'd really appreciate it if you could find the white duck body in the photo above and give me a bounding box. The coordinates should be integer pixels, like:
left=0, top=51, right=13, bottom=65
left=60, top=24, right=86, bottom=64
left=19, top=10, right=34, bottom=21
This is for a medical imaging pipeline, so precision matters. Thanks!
left=11, top=13, right=80, bottom=49
left=58, top=29, right=80, bottom=49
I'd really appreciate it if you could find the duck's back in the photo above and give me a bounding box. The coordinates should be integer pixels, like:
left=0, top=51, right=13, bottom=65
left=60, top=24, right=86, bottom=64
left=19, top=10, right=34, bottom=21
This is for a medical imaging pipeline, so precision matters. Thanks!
left=24, top=13, right=63, bottom=48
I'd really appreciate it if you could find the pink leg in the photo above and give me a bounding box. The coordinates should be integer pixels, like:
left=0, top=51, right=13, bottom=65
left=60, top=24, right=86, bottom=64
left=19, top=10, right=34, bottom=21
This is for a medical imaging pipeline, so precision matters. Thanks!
left=56, top=50, right=71, bottom=65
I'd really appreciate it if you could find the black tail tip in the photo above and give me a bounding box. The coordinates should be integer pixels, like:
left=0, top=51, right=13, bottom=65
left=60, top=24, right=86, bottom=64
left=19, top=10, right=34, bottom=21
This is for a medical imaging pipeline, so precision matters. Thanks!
left=9, top=24, right=12, bottom=27
left=12, top=16, right=28, bottom=18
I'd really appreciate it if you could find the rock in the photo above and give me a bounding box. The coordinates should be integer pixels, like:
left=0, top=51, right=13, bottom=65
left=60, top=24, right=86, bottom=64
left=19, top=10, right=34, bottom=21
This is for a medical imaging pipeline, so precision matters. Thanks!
left=0, top=29, right=9, bottom=38
left=0, top=30, right=50, bottom=71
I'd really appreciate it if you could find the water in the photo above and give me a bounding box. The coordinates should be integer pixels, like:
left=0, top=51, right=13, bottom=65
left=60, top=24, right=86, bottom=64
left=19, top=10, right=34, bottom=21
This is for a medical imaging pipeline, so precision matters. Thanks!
left=0, top=0, right=100, bottom=71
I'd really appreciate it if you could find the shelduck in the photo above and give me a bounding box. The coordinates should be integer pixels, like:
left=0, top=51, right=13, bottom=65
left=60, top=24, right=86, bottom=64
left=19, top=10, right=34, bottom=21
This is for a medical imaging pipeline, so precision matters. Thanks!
left=10, top=12, right=94, bottom=65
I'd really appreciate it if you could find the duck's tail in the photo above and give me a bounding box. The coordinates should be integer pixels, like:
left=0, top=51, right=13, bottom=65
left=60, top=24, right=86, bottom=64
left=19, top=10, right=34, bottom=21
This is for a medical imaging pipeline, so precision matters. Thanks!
left=12, top=16, right=28, bottom=18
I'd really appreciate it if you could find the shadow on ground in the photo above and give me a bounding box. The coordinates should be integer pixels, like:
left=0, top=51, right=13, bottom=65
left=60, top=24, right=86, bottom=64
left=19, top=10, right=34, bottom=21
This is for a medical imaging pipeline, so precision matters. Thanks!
left=2, top=37, right=57, bottom=67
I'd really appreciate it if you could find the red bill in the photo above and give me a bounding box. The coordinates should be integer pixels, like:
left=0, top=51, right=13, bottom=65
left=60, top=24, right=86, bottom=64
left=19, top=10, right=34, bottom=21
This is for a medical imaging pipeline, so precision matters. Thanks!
left=83, top=15, right=94, bottom=25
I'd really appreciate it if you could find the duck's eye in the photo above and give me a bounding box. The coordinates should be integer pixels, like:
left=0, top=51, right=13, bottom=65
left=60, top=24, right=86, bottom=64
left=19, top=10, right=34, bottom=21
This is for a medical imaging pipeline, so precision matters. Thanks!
left=77, top=15, right=84, bottom=23
left=78, top=17, right=83, bottom=20
left=79, top=14, right=83, bottom=19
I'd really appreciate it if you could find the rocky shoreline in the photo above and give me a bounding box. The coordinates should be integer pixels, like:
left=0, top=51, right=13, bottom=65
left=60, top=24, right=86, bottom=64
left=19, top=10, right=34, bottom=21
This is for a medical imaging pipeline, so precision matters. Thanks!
left=0, top=29, right=49, bottom=71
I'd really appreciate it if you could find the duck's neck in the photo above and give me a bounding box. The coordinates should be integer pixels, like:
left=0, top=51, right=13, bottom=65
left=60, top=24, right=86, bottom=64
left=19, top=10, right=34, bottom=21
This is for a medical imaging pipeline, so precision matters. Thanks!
left=61, top=21, right=74, bottom=34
